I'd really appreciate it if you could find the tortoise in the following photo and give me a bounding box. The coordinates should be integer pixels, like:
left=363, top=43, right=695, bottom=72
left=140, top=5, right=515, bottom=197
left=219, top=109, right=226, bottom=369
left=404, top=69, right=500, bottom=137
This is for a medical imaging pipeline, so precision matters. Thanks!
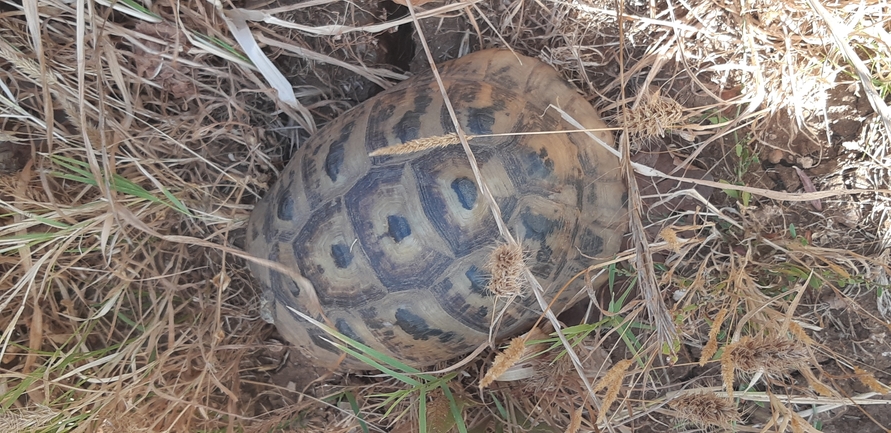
left=245, top=49, right=627, bottom=369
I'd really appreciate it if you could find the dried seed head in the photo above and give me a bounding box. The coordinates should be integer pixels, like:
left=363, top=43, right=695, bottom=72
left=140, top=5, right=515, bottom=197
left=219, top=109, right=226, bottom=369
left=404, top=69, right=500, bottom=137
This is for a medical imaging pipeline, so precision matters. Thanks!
left=566, top=406, right=584, bottom=433
left=486, top=243, right=526, bottom=297
left=368, top=133, right=475, bottom=156
left=593, top=359, right=633, bottom=423
left=659, top=226, right=681, bottom=252
left=617, top=90, right=686, bottom=148
left=480, top=332, right=533, bottom=389
left=699, top=308, right=729, bottom=367
left=0, top=405, right=59, bottom=432
left=853, top=366, right=891, bottom=394
left=669, top=392, right=740, bottom=428
left=728, top=335, right=809, bottom=374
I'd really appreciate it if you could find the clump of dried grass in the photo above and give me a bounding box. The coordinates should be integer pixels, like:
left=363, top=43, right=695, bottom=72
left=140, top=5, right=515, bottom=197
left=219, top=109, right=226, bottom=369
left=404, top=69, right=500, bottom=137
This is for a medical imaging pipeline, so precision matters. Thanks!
left=0, top=0, right=290, bottom=429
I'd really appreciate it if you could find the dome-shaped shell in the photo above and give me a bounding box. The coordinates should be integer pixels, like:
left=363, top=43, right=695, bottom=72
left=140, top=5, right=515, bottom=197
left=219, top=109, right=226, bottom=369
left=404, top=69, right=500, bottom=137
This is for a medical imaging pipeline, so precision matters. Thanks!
left=246, top=49, right=627, bottom=369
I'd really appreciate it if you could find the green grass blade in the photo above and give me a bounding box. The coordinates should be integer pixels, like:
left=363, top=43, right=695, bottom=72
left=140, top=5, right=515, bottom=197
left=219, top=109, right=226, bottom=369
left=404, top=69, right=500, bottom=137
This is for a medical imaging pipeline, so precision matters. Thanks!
left=418, top=386, right=427, bottom=433
left=440, top=384, right=467, bottom=433
left=344, top=391, right=369, bottom=433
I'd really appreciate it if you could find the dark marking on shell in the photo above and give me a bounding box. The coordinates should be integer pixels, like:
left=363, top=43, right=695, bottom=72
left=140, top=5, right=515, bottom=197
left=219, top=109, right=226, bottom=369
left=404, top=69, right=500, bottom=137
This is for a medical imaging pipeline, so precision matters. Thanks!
left=308, top=330, right=340, bottom=354
left=395, top=308, right=456, bottom=343
left=466, top=107, right=497, bottom=135
left=573, top=135, right=601, bottom=178
left=450, top=177, right=477, bottom=210
left=268, top=240, right=301, bottom=303
left=464, top=266, right=489, bottom=296
left=439, top=102, right=457, bottom=134
left=489, top=65, right=519, bottom=89
left=577, top=227, right=604, bottom=256
left=335, top=318, right=364, bottom=344
left=250, top=223, right=260, bottom=244
left=431, top=278, right=490, bottom=333
left=535, top=244, right=553, bottom=266
left=524, top=148, right=554, bottom=178
left=261, top=199, right=277, bottom=244
left=392, top=92, right=434, bottom=143
left=330, top=243, right=354, bottom=268
left=301, top=154, right=323, bottom=207
left=587, top=184, right=599, bottom=205
left=574, top=177, right=585, bottom=210
left=520, top=208, right=562, bottom=278
left=365, top=100, right=399, bottom=153
left=521, top=209, right=558, bottom=241
left=325, top=139, right=345, bottom=182
left=359, top=307, right=383, bottom=330
left=387, top=215, right=411, bottom=242
left=277, top=194, right=295, bottom=221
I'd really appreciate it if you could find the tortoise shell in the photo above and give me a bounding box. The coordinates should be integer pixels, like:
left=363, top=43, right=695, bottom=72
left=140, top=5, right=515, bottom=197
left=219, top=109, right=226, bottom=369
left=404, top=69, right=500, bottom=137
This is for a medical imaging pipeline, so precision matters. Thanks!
left=246, top=49, right=627, bottom=369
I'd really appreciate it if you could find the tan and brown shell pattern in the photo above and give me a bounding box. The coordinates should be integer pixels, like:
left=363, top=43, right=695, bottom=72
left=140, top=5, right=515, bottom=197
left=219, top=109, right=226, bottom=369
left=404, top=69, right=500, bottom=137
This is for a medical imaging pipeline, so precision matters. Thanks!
left=246, top=49, right=628, bottom=369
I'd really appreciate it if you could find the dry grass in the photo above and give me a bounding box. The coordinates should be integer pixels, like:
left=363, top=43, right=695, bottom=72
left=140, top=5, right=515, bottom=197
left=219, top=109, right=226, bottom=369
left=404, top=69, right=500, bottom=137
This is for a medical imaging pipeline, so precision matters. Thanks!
left=1, top=0, right=890, bottom=430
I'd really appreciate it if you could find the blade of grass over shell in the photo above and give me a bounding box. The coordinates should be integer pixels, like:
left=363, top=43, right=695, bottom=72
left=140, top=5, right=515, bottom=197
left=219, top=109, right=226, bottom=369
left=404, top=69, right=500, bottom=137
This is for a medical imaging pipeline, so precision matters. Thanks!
left=289, top=307, right=429, bottom=380
left=606, top=269, right=647, bottom=360
left=329, top=342, right=422, bottom=386
left=370, top=390, right=411, bottom=419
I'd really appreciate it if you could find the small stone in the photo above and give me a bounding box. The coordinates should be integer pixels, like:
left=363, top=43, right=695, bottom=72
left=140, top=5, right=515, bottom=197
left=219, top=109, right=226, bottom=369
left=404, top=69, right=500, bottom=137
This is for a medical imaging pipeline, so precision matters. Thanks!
left=798, top=156, right=815, bottom=169
left=767, top=149, right=784, bottom=164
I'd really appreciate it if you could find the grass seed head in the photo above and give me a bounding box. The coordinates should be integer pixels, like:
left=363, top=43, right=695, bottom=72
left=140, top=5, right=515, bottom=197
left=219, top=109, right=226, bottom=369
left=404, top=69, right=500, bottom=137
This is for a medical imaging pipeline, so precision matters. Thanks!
left=617, top=89, right=686, bottom=147
left=480, top=334, right=529, bottom=389
left=699, top=308, right=729, bottom=367
left=368, top=133, right=474, bottom=156
left=853, top=366, right=891, bottom=394
left=727, top=335, right=809, bottom=374
left=669, top=392, right=740, bottom=429
left=486, top=242, right=526, bottom=297
left=593, top=359, right=633, bottom=423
